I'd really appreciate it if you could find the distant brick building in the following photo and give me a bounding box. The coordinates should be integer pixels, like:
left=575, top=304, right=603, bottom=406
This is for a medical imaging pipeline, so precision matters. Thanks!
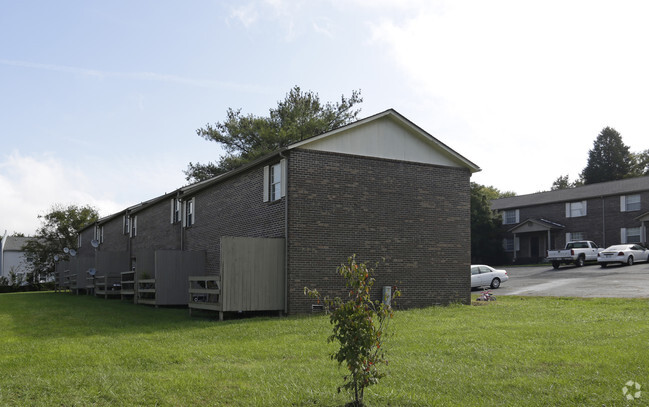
left=70, top=109, right=480, bottom=313
left=491, top=176, right=649, bottom=264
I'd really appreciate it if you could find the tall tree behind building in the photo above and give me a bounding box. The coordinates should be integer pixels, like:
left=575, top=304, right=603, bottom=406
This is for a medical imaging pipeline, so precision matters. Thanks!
left=581, top=126, right=632, bottom=184
left=185, top=86, right=363, bottom=183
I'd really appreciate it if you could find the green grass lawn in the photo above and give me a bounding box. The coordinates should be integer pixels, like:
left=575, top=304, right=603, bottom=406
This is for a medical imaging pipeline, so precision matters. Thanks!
left=0, top=292, right=647, bottom=406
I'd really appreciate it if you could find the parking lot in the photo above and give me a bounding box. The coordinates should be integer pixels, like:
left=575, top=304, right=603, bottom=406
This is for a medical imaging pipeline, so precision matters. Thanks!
left=493, top=262, right=649, bottom=298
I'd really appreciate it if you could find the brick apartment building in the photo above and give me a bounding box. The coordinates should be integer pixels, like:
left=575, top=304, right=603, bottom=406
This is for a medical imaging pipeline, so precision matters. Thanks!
left=65, top=109, right=480, bottom=313
left=491, top=176, right=649, bottom=264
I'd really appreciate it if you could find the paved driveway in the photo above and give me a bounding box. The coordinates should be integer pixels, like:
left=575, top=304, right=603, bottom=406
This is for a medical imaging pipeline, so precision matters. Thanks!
left=492, top=263, right=649, bottom=298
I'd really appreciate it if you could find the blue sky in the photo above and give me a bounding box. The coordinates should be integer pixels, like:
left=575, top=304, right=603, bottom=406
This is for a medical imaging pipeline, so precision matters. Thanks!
left=2, top=0, right=649, bottom=235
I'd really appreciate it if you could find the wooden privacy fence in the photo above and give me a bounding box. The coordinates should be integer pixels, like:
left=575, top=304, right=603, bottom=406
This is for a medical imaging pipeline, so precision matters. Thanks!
left=134, top=250, right=206, bottom=306
left=189, top=237, right=285, bottom=320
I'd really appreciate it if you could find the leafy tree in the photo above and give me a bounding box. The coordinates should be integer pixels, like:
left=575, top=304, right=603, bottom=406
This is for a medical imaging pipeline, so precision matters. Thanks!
left=305, top=255, right=400, bottom=407
left=471, top=183, right=511, bottom=265
left=23, top=204, right=99, bottom=280
left=629, top=149, right=649, bottom=177
left=551, top=174, right=584, bottom=190
left=581, top=127, right=632, bottom=184
left=185, top=86, right=363, bottom=182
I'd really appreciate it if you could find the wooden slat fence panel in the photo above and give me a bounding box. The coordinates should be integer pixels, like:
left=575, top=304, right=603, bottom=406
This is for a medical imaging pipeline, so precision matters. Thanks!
left=220, top=237, right=285, bottom=312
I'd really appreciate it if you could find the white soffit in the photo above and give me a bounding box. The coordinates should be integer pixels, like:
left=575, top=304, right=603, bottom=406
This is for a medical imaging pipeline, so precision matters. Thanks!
left=291, top=112, right=478, bottom=171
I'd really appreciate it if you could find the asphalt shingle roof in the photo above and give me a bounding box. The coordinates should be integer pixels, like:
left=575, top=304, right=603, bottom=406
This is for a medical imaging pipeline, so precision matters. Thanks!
left=491, top=176, right=649, bottom=210
left=3, top=236, right=32, bottom=252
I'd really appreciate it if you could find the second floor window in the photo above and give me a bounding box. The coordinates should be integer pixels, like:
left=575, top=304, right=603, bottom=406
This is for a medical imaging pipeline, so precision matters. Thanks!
left=171, top=198, right=181, bottom=223
left=621, top=194, right=641, bottom=212
left=130, top=216, right=137, bottom=237
left=566, top=201, right=587, bottom=218
left=263, top=159, right=286, bottom=202
left=95, top=226, right=104, bottom=244
left=502, top=209, right=519, bottom=225
left=183, top=198, right=195, bottom=228
left=270, top=163, right=281, bottom=201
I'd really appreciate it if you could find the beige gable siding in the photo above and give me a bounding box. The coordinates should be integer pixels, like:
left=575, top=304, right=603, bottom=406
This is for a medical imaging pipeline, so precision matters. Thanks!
left=300, top=116, right=464, bottom=168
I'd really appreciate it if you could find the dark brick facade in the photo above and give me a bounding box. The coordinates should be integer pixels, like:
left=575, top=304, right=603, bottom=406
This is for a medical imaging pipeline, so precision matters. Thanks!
left=76, top=227, right=96, bottom=258
left=130, top=198, right=182, bottom=253
left=76, top=127, right=474, bottom=314
left=183, top=163, right=286, bottom=275
left=499, top=190, right=649, bottom=263
left=99, top=214, right=129, bottom=253
left=286, top=149, right=472, bottom=314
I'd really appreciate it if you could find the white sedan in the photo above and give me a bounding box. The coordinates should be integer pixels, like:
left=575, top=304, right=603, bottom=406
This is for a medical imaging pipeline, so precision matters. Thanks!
left=597, top=244, right=649, bottom=267
left=471, top=265, right=509, bottom=289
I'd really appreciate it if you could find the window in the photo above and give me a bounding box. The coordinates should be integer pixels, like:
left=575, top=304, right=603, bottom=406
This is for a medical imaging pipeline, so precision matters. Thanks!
left=95, top=226, right=104, bottom=244
left=263, top=159, right=286, bottom=202
left=130, top=216, right=137, bottom=237
left=503, top=237, right=519, bottom=252
left=170, top=198, right=181, bottom=224
left=502, top=209, right=519, bottom=225
left=123, top=216, right=130, bottom=235
left=183, top=198, right=195, bottom=227
left=621, top=227, right=642, bottom=244
left=621, top=194, right=641, bottom=212
left=270, top=163, right=281, bottom=201
left=566, top=232, right=585, bottom=242
left=565, top=201, right=587, bottom=218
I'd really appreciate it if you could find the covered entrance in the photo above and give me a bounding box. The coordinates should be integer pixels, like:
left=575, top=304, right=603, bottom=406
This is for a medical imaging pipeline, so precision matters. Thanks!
left=508, top=218, right=565, bottom=263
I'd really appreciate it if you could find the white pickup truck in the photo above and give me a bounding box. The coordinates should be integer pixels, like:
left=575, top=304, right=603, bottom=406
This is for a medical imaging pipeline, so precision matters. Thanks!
left=546, top=241, right=604, bottom=269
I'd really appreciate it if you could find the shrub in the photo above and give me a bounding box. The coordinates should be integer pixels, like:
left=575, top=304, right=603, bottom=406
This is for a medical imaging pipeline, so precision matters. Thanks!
left=305, top=255, right=400, bottom=406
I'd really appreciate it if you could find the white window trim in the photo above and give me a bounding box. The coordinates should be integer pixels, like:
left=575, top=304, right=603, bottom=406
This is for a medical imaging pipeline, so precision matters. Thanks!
left=170, top=198, right=181, bottom=224
left=621, top=227, right=642, bottom=244
left=123, top=216, right=130, bottom=235
left=621, top=194, right=641, bottom=212
left=503, top=237, right=520, bottom=252
left=502, top=209, right=520, bottom=225
left=183, top=197, right=195, bottom=228
left=566, top=232, right=585, bottom=243
left=565, top=201, right=587, bottom=218
left=130, top=216, right=137, bottom=237
left=263, top=159, right=287, bottom=203
left=95, top=226, right=104, bottom=244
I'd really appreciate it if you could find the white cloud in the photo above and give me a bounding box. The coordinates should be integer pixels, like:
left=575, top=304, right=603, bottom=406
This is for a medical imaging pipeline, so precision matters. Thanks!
left=0, top=151, right=188, bottom=236
left=0, top=152, right=103, bottom=235
left=228, top=3, right=260, bottom=28
left=312, top=17, right=334, bottom=38
left=368, top=0, right=649, bottom=193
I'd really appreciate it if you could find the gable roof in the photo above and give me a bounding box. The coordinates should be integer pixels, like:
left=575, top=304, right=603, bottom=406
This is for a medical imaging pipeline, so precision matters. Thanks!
left=492, top=176, right=649, bottom=210
left=181, top=109, right=480, bottom=198
left=508, top=218, right=565, bottom=234
left=289, top=109, right=481, bottom=173
left=90, top=109, right=479, bottom=220
left=2, top=236, right=32, bottom=252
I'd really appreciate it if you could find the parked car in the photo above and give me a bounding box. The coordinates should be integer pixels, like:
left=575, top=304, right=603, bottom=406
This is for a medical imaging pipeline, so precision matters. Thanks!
left=546, top=240, right=603, bottom=269
left=471, top=265, right=509, bottom=289
left=597, top=244, right=649, bottom=267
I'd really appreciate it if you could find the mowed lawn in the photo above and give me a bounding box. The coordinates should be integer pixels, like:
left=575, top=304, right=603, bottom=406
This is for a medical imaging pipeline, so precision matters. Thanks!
left=0, top=292, right=648, bottom=406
